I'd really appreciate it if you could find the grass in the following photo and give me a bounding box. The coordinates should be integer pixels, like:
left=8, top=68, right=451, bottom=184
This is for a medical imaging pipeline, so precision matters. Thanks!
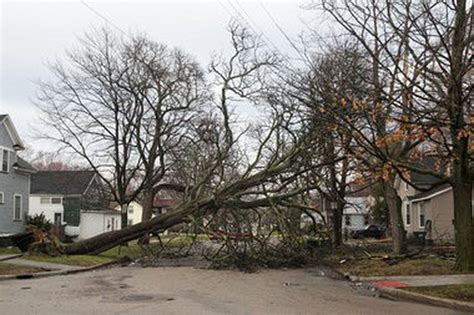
left=23, top=254, right=114, bottom=267
left=0, top=247, right=21, bottom=255
left=0, top=262, right=45, bottom=275
left=334, top=256, right=456, bottom=277
left=403, top=284, right=474, bottom=302
left=99, top=234, right=203, bottom=260
left=20, top=233, right=204, bottom=266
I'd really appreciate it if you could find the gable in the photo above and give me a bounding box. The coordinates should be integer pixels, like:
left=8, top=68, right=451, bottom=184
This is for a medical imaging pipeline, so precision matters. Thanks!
left=0, top=115, right=25, bottom=150
left=0, top=121, right=14, bottom=149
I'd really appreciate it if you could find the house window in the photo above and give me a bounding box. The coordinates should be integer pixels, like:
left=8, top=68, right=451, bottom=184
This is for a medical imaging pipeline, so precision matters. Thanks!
left=405, top=204, right=411, bottom=225
left=13, top=194, right=22, bottom=221
left=419, top=202, right=425, bottom=228
left=51, top=197, right=62, bottom=204
left=345, top=215, right=351, bottom=226
left=128, top=219, right=133, bottom=226
left=0, top=192, right=4, bottom=204
left=128, top=204, right=134, bottom=214
left=40, top=197, right=50, bottom=204
left=1, top=149, right=9, bottom=173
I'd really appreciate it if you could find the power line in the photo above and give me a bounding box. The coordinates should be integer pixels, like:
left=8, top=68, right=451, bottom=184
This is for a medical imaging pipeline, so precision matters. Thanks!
left=79, top=0, right=129, bottom=38
left=233, top=0, right=282, bottom=54
left=260, top=3, right=312, bottom=67
left=218, top=0, right=282, bottom=56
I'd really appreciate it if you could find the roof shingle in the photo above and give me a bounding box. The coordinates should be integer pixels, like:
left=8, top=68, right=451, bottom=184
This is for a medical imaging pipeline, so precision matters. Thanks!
left=31, top=170, right=96, bottom=195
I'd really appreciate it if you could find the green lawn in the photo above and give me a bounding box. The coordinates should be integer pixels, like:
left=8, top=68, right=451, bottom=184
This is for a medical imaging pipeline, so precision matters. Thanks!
left=403, top=284, right=474, bottom=302
left=23, top=254, right=114, bottom=267
left=0, top=262, right=45, bottom=275
left=336, top=257, right=456, bottom=277
left=21, top=234, right=204, bottom=266
left=0, top=247, right=21, bottom=255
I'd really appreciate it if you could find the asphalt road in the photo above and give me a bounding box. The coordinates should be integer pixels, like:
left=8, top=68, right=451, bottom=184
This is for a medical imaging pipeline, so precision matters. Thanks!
left=0, top=266, right=467, bottom=314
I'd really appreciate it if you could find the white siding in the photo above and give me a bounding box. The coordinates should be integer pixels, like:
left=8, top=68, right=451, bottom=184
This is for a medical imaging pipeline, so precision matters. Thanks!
left=79, top=211, right=121, bottom=240
left=29, top=195, right=65, bottom=224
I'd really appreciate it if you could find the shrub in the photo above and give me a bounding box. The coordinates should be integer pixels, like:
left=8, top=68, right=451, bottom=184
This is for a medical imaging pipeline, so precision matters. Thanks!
left=27, top=213, right=52, bottom=231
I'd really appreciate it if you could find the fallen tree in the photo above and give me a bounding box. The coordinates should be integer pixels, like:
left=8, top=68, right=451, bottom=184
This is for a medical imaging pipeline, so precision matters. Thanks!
left=34, top=22, right=332, bottom=256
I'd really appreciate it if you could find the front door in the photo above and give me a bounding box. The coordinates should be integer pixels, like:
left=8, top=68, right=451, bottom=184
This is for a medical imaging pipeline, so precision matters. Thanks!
left=54, top=213, right=62, bottom=225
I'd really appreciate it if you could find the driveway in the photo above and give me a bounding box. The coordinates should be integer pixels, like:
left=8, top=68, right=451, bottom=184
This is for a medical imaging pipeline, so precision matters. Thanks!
left=0, top=266, right=467, bottom=314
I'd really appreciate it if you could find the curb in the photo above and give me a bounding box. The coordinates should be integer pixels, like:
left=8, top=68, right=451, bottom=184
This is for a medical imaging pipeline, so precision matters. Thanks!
left=0, top=254, right=23, bottom=262
left=340, top=269, right=474, bottom=312
left=0, top=258, right=122, bottom=281
left=376, top=286, right=474, bottom=313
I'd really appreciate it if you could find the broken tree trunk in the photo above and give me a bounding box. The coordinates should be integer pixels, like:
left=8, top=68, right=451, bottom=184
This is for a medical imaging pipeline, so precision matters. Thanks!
left=63, top=199, right=216, bottom=255
left=383, top=181, right=407, bottom=255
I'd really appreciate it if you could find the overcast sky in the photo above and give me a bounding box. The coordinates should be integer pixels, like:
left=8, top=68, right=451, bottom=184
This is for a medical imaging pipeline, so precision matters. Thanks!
left=0, top=0, right=322, bottom=151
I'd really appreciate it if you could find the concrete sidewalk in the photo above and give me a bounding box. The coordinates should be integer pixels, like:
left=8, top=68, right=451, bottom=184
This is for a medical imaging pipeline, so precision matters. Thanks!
left=359, top=274, right=474, bottom=287
left=360, top=274, right=474, bottom=313
left=4, top=258, right=84, bottom=272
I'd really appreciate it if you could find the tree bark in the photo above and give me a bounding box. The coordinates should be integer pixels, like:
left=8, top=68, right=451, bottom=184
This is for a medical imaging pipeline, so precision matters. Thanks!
left=141, top=188, right=154, bottom=222
left=452, top=168, right=474, bottom=271
left=120, top=204, right=128, bottom=229
left=383, top=181, right=407, bottom=255
left=64, top=199, right=215, bottom=255
left=331, top=202, right=344, bottom=247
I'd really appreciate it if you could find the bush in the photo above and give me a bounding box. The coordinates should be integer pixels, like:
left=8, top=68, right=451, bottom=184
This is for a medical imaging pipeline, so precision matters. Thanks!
left=27, top=213, right=52, bottom=231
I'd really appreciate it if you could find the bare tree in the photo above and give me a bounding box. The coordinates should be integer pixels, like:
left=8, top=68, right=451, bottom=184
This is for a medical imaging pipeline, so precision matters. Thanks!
left=311, top=0, right=473, bottom=270
left=36, top=23, right=331, bottom=256
left=36, top=28, right=147, bottom=228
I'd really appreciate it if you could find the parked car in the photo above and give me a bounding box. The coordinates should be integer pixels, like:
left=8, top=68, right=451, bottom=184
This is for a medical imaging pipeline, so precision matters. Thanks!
left=351, top=225, right=386, bottom=239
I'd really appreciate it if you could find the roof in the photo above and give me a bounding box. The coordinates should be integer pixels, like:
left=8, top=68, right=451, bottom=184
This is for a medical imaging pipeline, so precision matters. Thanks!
left=408, top=183, right=452, bottom=202
left=0, top=114, right=25, bottom=150
left=153, top=198, right=179, bottom=208
left=13, top=157, right=36, bottom=173
left=81, top=209, right=120, bottom=215
left=409, top=156, right=445, bottom=186
left=31, top=170, right=96, bottom=195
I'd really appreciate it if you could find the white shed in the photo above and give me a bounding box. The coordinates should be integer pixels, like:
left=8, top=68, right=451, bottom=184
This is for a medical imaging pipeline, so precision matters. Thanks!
left=79, top=209, right=121, bottom=240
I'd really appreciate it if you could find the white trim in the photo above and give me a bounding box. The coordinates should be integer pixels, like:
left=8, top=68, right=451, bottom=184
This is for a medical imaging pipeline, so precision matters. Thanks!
left=410, top=187, right=452, bottom=203
left=13, top=194, right=23, bottom=221
left=0, top=115, right=25, bottom=150
left=418, top=202, right=426, bottom=229
left=83, top=173, right=97, bottom=195
left=0, top=148, right=9, bottom=173
left=0, top=145, right=14, bottom=152
left=404, top=203, right=411, bottom=226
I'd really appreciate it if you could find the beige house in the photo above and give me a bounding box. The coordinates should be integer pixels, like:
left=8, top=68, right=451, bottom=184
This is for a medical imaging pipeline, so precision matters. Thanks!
left=397, top=176, right=473, bottom=242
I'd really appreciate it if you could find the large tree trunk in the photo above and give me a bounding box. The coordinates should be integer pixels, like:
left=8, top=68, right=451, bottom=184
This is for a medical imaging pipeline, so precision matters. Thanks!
left=120, top=204, right=128, bottom=229
left=141, top=188, right=154, bottom=222
left=383, top=181, right=407, bottom=255
left=453, top=181, right=474, bottom=271
left=331, top=202, right=344, bottom=247
left=64, top=199, right=215, bottom=255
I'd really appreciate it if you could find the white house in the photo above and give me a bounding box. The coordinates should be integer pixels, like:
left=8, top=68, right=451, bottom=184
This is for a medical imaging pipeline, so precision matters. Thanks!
left=114, top=196, right=177, bottom=226
left=117, top=201, right=143, bottom=226
left=29, top=170, right=107, bottom=237
left=29, top=194, right=64, bottom=225
left=79, top=209, right=121, bottom=240
left=321, top=185, right=375, bottom=232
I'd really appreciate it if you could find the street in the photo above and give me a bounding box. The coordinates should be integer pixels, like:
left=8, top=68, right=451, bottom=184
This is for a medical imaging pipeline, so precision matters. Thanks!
left=0, top=266, right=466, bottom=314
